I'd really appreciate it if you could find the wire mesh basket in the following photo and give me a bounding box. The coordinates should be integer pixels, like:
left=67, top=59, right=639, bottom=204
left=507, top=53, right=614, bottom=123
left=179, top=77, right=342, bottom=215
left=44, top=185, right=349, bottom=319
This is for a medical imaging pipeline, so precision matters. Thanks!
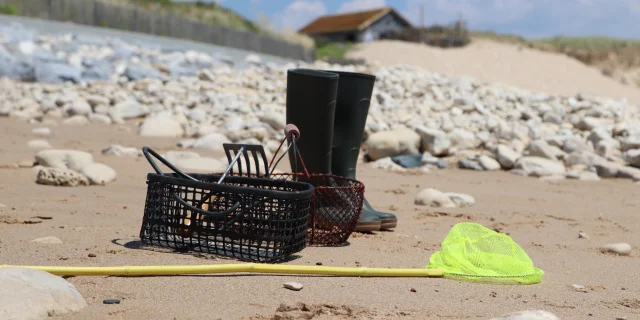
left=221, top=124, right=365, bottom=247
left=139, top=147, right=314, bottom=263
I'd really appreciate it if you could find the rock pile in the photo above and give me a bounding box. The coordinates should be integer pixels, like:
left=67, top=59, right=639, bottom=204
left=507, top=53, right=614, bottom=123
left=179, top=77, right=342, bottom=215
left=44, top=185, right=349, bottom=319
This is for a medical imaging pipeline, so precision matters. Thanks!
left=2, top=24, right=640, bottom=182
left=34, top=149, right=117, bottom=186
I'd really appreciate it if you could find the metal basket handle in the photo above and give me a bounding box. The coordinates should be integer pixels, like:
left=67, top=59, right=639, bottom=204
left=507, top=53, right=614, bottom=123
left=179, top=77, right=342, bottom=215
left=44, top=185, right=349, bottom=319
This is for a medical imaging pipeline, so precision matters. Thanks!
left=142, top=146, right=241, bottom=218
left=267, top=124, right=311, bottom=180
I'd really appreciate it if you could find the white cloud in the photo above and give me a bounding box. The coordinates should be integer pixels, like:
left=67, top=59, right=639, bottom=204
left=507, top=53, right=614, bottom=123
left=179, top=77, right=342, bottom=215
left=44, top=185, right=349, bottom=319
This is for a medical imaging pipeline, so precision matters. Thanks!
left=337, top=0, right=387, bottom=14
left=273, top=0, right=327, bottom=31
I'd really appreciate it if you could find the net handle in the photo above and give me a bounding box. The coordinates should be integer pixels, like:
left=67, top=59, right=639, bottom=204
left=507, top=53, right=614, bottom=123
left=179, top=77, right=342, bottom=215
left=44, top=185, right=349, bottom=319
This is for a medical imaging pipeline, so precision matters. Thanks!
left=268, top=124, right=311, bottom=180
left=142, top=146, right=241, bottom=218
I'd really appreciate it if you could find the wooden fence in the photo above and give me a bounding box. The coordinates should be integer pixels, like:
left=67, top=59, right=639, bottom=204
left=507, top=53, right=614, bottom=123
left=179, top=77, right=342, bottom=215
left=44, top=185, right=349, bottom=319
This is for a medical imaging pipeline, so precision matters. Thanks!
left=0, top=0, right=315, bottom=61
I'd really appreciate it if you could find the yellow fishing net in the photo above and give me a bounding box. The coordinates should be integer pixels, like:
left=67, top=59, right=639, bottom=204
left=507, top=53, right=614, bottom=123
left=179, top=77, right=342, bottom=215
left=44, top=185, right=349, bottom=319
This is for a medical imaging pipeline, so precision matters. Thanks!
left=425, top=222, right=544, bottom=284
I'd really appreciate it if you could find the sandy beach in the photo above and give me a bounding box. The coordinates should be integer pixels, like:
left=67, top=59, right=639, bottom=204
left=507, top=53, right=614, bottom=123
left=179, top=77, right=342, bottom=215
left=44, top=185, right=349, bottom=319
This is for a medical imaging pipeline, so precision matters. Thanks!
left=1, top=118, right=638, bottom=319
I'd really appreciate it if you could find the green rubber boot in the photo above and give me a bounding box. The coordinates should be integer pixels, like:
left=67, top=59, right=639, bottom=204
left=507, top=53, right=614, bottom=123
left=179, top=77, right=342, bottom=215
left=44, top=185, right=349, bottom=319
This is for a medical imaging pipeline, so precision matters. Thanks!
left=326, top=70, right=398, bottom=231
left=285, top=68, right=382, bottom=233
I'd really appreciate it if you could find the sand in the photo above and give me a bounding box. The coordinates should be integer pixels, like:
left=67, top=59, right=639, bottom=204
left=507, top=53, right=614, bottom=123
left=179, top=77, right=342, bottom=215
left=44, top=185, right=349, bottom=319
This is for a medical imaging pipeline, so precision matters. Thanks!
left=0, top=117, right=638, bottom=320
left=347, top=39, right=640, bottom=104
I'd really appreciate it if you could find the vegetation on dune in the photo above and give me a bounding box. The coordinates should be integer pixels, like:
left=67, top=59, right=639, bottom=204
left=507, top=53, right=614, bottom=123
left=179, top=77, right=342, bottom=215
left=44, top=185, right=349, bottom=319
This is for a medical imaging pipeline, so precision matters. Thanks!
left=0, top=4, right=19, bottom=15
left=315, top=40, right=354, bottom=60
left=104, top=0, right=315, bottom=50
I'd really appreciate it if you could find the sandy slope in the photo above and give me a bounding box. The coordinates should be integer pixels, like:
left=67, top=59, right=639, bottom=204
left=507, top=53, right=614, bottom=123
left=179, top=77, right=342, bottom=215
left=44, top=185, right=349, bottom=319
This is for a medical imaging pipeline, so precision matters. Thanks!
left=347, top=39, right=640, bottom=104
left=0, top=119, right=638, bottom=319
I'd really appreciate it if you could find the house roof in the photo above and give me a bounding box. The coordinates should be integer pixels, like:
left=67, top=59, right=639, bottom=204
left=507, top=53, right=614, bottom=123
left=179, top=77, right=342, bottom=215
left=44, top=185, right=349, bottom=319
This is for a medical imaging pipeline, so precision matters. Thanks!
left=298, top=7, right=411, bottom=35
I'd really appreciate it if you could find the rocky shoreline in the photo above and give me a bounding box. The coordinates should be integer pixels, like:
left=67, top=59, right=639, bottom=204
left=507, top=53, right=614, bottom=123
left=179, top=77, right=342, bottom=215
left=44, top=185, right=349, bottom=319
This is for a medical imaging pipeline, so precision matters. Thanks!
left=2, top=23, right=640, bottom=185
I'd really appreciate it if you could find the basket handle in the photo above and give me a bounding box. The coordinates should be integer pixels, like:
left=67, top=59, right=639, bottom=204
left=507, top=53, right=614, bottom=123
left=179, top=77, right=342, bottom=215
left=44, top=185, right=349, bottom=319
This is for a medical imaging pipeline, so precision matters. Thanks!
left=267, top=124, right=311, bottom=180
left=142, top=146, right=241, bottom=218
left=142, top=146, right=198, bottom=181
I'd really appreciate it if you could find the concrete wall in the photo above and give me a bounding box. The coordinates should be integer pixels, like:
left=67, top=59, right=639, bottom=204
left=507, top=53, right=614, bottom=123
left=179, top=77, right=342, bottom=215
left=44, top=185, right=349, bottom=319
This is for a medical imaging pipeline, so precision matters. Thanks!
left=0, top=0, right=315, bottom=62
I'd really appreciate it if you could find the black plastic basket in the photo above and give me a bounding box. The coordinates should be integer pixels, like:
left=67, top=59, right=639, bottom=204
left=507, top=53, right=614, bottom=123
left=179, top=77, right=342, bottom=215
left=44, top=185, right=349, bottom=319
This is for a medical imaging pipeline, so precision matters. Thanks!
left=139, top=147, right=315, bottom=263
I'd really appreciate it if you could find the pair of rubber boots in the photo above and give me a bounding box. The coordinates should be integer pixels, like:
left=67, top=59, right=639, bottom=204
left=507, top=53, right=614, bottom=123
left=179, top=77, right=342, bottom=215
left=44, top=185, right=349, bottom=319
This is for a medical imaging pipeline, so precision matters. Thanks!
left=285, top=69, right=397, bottom=232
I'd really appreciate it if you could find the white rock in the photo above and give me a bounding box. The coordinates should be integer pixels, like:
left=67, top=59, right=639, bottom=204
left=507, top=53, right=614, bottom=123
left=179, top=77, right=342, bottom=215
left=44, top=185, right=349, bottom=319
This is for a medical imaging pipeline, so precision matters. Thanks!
left=27, top=140, right=52, bottom=149
left=0, top=267, right=87, bottom=319
left=111, top=99, right=149, bottom=119
left=365, top=127, right=420, bottom=161
left=495, top=145, right=521, bottom=169
left=415, top=126, right=451, bottom=156
left=415, top=188, right=456, bottom=208
left=478, top=155, right=501, bottom=171
left=489, top=309, right=559, bottom=320
left=139, top=117, right=184, bottom=137
left=192, top=133, right=232, bottom=152
left=35, top=149, right=94, bottom=171
left=625, top=149, right=640, bottom=167
left=66, top=99, right=92, bottom=116
left=260, top=111, right=286, bottom=131
left=515, top=157, right=566, bottom=177
left=36, top=167, right=90, bottom=187
left=88, top=114, right=112, bottom=124
left=370, top=157, right=407, bottom=172
left=80, top=163, right=117, bottom=185
left=30, top=236, right=62, bottom=244
left=526, top=140, right=561, bottom=160
left=446, top=193, right=476, bottom=207
left=32, top=127, right=52, bottom=136
left=102, top=145, right=141, bottom=157
left=62, top=115, right=89, bottom=125
left=283, top=282, right=303, bottom=291
left=601, top=243, right=632, bottom=255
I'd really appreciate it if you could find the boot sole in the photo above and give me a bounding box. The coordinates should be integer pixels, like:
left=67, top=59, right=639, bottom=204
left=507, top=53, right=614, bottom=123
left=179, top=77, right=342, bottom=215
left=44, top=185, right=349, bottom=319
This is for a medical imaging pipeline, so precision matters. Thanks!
left=380, top=219, right=397, bottom=230
left=354, top=221, right=381, bottom=233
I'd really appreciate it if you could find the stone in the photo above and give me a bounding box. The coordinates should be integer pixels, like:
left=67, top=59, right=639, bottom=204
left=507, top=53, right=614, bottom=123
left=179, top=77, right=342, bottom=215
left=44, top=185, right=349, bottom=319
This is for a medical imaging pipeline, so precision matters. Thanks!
left=515, top=157, right=566, bottom=177
left=111, top=99, right=149, bottom=119
left=365, top=128, right=419, bottom=161
left=0, top=267, right=87, bottom=319
left=27, top=140, right=52, bottom=149
left=478, top=155, right=501, bottom=170
left=489, top=310, right=559, bottom=320
left=66, top=99, right=92, bottom=116
left=102, top=145, right=141, bottom=157
left=415, top=188, right=456, bottom=208
left=36, top=167, right=90, bottom=186
left=370, top=157, right=407, bottom=172
left=626, top=149, right=640, bottom=167
left=446, top=193, right=476, bottom=207
left=80, top=163, right=117, bottom=185
left=35, top=149, right=94, bottom=171
left=260, top=111, right=286, bottom=131
left=415, top=126, right=451, bottom=156
left=30, top=236, right=62, bottom=244
left=32, top=127, right=52, bottom=136
left=88, top=114, right=112, bottom=124
left=192, top=133, right=232, bottom=152
left=62, top=115, right=89, bottom=125
left=601, top=243, right=632, bottom=256
left=495, top=145, right=521, bottom=169
left=283, top=282, right=303, bottom=291
left=526, top=140, right=561, bottom=160
left=458, top=159, right=483, bottom=171
left=138, top=117, right=184, bottom=137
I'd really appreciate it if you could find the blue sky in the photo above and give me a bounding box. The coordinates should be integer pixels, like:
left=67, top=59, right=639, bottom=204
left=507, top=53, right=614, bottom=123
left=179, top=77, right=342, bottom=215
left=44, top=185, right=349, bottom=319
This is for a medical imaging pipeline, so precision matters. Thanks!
left=180, top=0, right=640, bottom=39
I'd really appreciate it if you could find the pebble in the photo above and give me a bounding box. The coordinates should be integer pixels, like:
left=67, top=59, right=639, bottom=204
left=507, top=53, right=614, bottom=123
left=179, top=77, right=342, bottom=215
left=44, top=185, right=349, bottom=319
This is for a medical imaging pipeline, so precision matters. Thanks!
left=601, top=243, right=632, bottom=256
left=458, top=159, right=484, bottom=171
left=283, top=282, right=303, bottom=291
left=446, top=193, right=476, bottom=207
left=415, top=188, right=456, bottom=208
left=488, top=310, right=560, bottom=320
left=103, top=299, right=120, bottom=305
left=102, top=145, right=141, bottom=157
left=27, top=139, right=53, bottom=149
left=138, top=117, right=184, bottom=137
left=578, top=231, right=589, bottom=239
left=478, top=155, right=501, bottom=170
left=30, top=236, right=62, bottom=244
left=32, top=127, right=52, bottom=136
left=35, top=149, right=94, bottom=171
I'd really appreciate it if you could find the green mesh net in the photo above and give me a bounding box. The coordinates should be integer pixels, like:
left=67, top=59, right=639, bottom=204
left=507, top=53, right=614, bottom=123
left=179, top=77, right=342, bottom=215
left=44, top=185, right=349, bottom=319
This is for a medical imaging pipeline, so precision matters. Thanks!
left=425, top=222, right=544, bottom=284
